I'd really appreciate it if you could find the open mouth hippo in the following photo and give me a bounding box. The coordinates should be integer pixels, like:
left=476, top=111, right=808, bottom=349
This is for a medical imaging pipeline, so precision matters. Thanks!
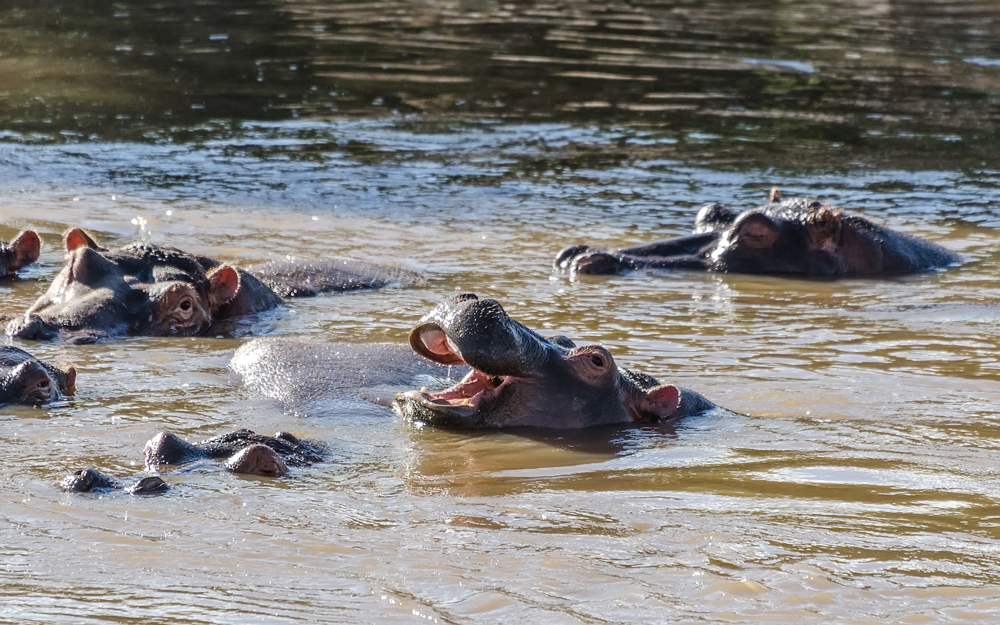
left=7, top=227, right=421, bottom=341
left=556, top=188, right=961, bottom=278
left=60, top=429, right=328, bottom=493
left=0, top=346, right=76, bottom=406
left=0, top=230, right=41, bottom=279
left=394, top=293, right=716, bottom=429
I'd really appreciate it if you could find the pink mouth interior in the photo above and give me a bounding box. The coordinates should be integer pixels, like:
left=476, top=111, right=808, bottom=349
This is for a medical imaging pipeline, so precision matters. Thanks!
left=415, top=327, right=507, bottom=408
left=423, top=368, right=505, bottom=408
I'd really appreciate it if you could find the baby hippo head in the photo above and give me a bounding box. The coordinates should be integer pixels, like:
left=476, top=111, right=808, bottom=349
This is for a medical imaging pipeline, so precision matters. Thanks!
left=395, top=294, right=682, bottom=429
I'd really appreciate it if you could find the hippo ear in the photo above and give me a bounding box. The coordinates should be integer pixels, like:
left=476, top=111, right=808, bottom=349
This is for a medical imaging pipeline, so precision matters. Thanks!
left=634, top=384, right=680, bottom=422
left=9, top=230, right=40, bottom=269
left=61, top=366, right=77, bottom=395
left=806, top=208, right=842, bottom=251
left=65, top=228, right=103, bottom=252
left=733, top=213, right=779, bottom=249
left=206, top=265, right=240, bottom=309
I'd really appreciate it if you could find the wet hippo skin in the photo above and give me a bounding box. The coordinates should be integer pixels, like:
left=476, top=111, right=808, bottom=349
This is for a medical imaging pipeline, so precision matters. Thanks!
left=60, top=429, right=328, bottom=493
left=6, top=227, right=422, bottom=342
left=556, top=189, right=961, bottom=278
left=231, top=294, right=719, bottom=429
left=0, top=346, right=76, bottom=406
left=0, top=230, right=41, bottom=279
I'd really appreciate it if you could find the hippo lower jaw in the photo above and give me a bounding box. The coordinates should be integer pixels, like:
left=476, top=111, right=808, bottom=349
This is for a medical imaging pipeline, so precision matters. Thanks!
left=397, top=368, right=510, bottom=420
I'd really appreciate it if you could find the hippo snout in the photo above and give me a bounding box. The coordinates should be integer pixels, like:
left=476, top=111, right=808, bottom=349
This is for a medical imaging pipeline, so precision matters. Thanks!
left=6, top=315, right=50, bottom=340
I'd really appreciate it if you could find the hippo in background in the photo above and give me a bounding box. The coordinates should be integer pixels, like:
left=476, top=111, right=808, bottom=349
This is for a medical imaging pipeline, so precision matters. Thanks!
left=60, top=429, right=328, bottom=493
left=0, top=346, right=75, bottom=406
left=7, top=227, right=421, bottom=342
left=232, top=294, right=719, bottom=430
left=556, top=188, right=961, bottom=278
left=0, top=230, right=41, bottom=279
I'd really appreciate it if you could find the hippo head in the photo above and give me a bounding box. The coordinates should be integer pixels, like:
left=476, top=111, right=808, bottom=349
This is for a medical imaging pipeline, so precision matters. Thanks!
left=5, top=228, right=241, bottom=341
left=708, top=200, right=868, bottom=276
left=394, top=294, right=681, bottom=429
left=0, top=346, right=76, bottom=405
left=0, top=230, right=41, bottom=278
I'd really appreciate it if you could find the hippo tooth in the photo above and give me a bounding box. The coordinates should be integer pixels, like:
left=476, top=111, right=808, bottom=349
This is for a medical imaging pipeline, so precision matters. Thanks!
left=421, top=386, right=429, bottom=393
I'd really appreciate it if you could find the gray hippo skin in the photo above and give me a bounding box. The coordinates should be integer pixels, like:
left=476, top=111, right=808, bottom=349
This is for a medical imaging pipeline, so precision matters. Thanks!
left=7, top=227, right=421, bottom=341
left=0, top=346, right=76, bottom=406
left=232, top=295, right=717, bottom=429
left=395, top=294, right=715, bottom=429
left=0, top=230, right=41, bottom=279
left=556, top=189, right=961, bottom=277
left=60, top=429, right=328, bottom=493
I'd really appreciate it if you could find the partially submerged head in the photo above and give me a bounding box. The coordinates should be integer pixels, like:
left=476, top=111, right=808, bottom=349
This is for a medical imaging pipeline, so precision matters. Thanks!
left=0, top=230, right=41, bottom=278
left=394, top=294, right=681, bottom=429
left=707, top=200, right=858, bottom=276
left=5, top=227, right=241, bottom=341
left=0, top=346, right=75, bottom=405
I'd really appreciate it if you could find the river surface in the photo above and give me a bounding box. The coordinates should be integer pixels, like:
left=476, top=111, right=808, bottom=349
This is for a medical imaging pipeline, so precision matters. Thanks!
left=2, top=0, right=1000, bottom=622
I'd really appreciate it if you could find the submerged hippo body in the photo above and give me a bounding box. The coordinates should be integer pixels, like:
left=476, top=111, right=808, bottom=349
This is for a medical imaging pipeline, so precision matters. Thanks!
left=0, top=230, right=41, bottom=279
left=233, top=295, right=718, bottom=429
left=7, top=228, right=421, bottom=341
left=61, top=429, right=328, bottom=493
left=556, top=191, right=960, bottom=278
left=0, top=346, right=76, bottom=406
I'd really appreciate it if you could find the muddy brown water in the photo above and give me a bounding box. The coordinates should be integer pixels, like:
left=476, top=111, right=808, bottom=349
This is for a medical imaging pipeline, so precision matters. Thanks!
left=2, top=0, right=1000, bottom=622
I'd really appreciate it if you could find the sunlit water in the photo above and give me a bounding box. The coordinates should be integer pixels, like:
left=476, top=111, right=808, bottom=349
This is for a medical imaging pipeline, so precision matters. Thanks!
left=2, top=0, right=1000, bottom=622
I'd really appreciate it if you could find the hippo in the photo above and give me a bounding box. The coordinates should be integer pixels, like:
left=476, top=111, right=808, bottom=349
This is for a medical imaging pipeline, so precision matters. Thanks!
left=7, top=227, right=421, bottom=341
left=556, top=188, right=961, bottom=278
left=231, top=294, right=718, bottom=429
left=59, top=470, right=168, bottom=494
left=60, top=429, right=328, bottom=493
left=395, top=294, right=715, bottom=428
left=0, top=230, right=41, bottom=279
left=0, top=346, right=76, bottom=406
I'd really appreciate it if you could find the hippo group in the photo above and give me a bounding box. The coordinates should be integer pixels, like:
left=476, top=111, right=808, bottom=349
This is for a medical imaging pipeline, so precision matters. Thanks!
left=0, top=188, right=961, bottom=494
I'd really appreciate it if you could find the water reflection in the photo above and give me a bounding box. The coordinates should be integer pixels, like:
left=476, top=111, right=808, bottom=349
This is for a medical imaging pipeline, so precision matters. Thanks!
left=0, top=0, right=997, bottom=169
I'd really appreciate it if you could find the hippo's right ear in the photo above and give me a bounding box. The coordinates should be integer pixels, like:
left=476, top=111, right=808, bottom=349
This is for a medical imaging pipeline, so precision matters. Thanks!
left=206, top=265, right=240, bottom=309
left=9, top=230, right=40, bottom=269
left=64, top=228, right=105, bottom=253
left=61, top=366, right=77, bottom=396
left=633, top=384, right=680, bottom=422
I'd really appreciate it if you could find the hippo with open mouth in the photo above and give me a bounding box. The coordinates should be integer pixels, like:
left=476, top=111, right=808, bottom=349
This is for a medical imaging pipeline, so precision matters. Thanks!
left=60, top=429, right=328, bottom=493
left=0, top=230, right=41, bottom=279
left=393, top=294, right=715, bottom=429
left=231, top=295, right=718, bottom=429
left=7, top=227, right=421, bottom=342
left=556, top=188, right=961, bottom=278
left=0, top=346, right=76, bottom=406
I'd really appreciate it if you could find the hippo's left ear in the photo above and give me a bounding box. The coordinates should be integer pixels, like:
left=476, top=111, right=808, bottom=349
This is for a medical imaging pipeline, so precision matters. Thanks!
left=9, top=230, right=40, bottom=269
left=206, top=265, right=240, bottom=310
left=633, top=384, right=680, bottom=422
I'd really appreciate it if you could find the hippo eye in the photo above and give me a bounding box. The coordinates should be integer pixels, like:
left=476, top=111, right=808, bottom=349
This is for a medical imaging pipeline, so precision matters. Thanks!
left=590, top=355, right=605, bottom=368
left=179, top=300, right=192, bottom=311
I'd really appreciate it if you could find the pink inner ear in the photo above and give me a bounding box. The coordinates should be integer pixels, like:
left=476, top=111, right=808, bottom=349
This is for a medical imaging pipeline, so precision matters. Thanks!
left=645, top=384, right=680, bottom=417
left=65, top=228, right=97, bottom=252
left=208, top=266, right=240, bottom=307
left=63, top=367, right=77, bottom=393
left=10, top=230, right=40, bottom=267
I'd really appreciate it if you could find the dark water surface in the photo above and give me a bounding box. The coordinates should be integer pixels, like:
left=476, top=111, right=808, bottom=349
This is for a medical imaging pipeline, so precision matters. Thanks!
left=2, top=0, right=1000, bottom=622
